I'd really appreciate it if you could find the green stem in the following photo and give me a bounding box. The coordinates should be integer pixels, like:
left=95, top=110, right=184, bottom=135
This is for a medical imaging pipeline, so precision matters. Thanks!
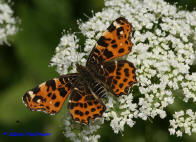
left=145, top=120, right=153, bottom=142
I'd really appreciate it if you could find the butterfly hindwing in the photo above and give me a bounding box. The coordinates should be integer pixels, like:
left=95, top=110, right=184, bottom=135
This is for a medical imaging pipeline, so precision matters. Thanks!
left=23, top=74, right=78, bottom=114
left=87, top=17, right=133, bottom=67
left=102, top=60, right=137, bottom=96
left=68, top=82, right=106, bottom=124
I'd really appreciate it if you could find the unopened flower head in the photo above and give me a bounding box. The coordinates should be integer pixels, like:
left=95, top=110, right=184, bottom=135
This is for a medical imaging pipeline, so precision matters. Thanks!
left=51, top=0, right=196, bottom=141
left=0, top=0, right=18, bottom=45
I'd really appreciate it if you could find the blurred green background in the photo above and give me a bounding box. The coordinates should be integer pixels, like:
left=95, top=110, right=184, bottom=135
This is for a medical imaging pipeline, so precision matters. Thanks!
left=0, top=0, right=195, bottom=142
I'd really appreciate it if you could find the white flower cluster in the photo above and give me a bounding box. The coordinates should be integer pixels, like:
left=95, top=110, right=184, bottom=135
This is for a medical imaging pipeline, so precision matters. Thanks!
left=169, top=109, right=196, bottom=137
left=50, top=0, right=196, bottom=141
left=63, top=113, right=103, bottom=142
left=0, top=0, right=18, bottom=45
left=51, top=34, right=85, bottom=74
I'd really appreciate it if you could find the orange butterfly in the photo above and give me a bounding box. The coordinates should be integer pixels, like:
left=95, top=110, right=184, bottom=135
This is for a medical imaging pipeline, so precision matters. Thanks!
left=23, top=17, right=137, bottom=124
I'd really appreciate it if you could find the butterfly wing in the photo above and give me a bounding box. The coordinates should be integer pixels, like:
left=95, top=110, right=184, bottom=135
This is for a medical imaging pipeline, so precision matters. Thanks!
left=86, top=17, right=133, bottom=67
left=68, top=81, right=106, bottom=124
left=23, top=74, right=78, bottom=114
left=102, top=60, right=137, bottom=96
left=86, top=17, right=136, bottom=96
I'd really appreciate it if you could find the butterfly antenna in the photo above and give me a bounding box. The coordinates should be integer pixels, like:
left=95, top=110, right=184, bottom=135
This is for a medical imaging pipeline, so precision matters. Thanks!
left=83, top=13, right=90, bottom=19
left=73, top=34, right=79, bottom=64
left=73, top=31, right=84, bottom=65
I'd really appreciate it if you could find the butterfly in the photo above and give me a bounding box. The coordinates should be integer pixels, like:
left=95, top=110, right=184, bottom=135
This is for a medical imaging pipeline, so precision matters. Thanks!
left=23, top=17, right=137, bottom=124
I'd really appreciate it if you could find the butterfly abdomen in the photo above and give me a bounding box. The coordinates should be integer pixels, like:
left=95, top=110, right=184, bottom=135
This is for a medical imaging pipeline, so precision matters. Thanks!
left=90, top=81, right=106, bottom=98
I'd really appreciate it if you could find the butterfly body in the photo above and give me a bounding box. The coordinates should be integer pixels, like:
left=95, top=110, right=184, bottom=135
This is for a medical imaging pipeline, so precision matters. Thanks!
left=23, top=17, right=137, bottom=124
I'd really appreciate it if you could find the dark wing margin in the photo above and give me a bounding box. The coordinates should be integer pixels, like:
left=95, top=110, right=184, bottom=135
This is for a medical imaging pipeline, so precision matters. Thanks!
left=22, top=73, right=78, bottom=115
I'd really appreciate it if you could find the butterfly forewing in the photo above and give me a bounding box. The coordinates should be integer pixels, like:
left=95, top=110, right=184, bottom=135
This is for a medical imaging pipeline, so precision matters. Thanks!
left=23, top=74, right=78, bottom=114
left=86, top=17, right=133, bottom=67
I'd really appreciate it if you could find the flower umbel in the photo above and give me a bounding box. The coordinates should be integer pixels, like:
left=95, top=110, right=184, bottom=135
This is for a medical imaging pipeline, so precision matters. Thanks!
left=51, top=0, right=196, bottom=141
left=169, top=109, right=196, bottom=137
left=0, top=0, right=18, bottom=45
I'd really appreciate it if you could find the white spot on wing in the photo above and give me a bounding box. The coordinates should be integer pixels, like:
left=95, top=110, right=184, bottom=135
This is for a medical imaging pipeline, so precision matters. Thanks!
left=39, top=82, right=45, bottom=87
left=74, top=87, right=79, bottom=91
left=29, top=91, right=35, bottom=99
left=113, top=21, right=120, bottom=28
left=120, top=31, right=123, bottom=34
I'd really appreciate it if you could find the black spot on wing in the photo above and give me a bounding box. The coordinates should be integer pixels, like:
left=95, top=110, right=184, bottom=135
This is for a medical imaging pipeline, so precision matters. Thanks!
left=85, top=95, right=94, bottom=101
left=46, top=79, right=56, bottom=91
left=119, top=83, right=123, bottom=88
left=106, top=62, right=115, bottom=73
left=75, top=110, right=83, bottom=116
left=23, top=93, right=31, bottom=103
left=116, top=17, right=127, bottom=25
left=51, top=94, right=56, bottom=100
left=71, top=91, right=82, bottom=101
left=118, top=48, right=124, bottom=53
left=129, top=81, right=133, bottom=86
left=97, top=36, right=108, bottom=47
left=113, top=79, right=117, bottom=84
left=47, top=93, right=52, bottom=97
left=112, top=44, right=118, bottom=48
left=65, top=83, right=71, bottom=89
left=32, top=86, right=40, bottom=94
left=87, top=101, right=93, bottom=106
left=116, top=27, right=124, bottom=39
left=103, top=49, right=113, bottom=58
left=80, top=103, right=83, bottom=107
left=107, top=76, right=113, bottom=86
left=91, top=108, right=96, bottom=112
left=85, top=111, right=89, bottom=115
left=58, top=88, right=67, bottom=97
left=54, top=102, right=60, bottom=107
left=93, top=48, right=100, bottom=54
left=32, top=96, right=44, bottom=103
left=68, top=102, right=78, bottom=109
left=124, top=68, right=130, bottom=77
left=84, top=103, right=87, bottom=108
left=93, top=114, right=99, bottom=119
left=107, top=23, right=116, bottom=32
left=59, top=77, right=65, bottom=84
left=111, top=40, right=116, bottom=44
left=116, top=76, right=120, bottom=79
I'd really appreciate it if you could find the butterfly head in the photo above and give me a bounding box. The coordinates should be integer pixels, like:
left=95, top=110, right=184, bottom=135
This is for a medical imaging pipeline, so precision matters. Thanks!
left=76, top=63, right=92, bottom=80
left=76, top=63, right=86, bottom=74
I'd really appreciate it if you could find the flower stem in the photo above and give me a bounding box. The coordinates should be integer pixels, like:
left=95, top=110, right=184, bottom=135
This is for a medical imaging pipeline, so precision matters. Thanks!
left=145, top=120, right=153, bottom=142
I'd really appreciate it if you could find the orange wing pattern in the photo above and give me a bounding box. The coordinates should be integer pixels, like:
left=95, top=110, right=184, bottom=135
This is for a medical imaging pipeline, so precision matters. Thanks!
left=68, top=84, right=106, bottom=124
left=23, top=17, right=137, bottom=125
left=23, top=74, right=77, bottom=114
left=87, top=17, right=133, bottom=67
left=102, top=60, right=137, bottom=96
